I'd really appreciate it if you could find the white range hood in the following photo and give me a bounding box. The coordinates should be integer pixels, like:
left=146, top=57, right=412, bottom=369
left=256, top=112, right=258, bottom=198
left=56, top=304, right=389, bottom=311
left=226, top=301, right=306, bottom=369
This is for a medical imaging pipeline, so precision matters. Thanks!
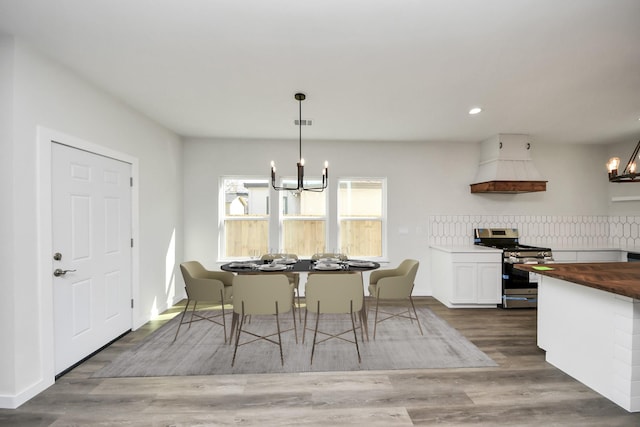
left=470, top=134, right=547, bottom=194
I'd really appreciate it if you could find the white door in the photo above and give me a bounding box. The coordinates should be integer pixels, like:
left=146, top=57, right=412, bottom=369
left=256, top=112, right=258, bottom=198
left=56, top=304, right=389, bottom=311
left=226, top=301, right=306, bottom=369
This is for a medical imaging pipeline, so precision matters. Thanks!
left=52, top=142, right=132, bottom=375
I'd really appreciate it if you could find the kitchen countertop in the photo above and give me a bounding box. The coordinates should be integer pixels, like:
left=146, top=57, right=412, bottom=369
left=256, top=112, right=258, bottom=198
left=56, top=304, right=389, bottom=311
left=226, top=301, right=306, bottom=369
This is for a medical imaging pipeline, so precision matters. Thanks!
left=516, top=262, right=640, bottom=300
left=431, top=244, right=640, bottom=253
left=429, top=245, right=502, bottom=253
left=552, top=246, right=640, bottom=253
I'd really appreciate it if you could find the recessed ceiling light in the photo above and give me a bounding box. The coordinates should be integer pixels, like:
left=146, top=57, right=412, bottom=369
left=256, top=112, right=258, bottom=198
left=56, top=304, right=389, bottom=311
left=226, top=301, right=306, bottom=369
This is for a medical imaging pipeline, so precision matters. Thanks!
left=469, top=107, right=482, bottom=115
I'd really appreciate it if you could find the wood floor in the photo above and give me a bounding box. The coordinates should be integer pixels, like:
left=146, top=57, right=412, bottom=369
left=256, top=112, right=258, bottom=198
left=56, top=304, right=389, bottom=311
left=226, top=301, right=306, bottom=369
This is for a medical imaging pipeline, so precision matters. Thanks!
left=2, top=297, right=639, bottom=426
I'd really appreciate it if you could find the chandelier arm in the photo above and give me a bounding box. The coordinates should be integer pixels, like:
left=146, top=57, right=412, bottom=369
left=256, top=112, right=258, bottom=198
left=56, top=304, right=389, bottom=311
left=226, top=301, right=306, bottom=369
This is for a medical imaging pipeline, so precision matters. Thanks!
left=622, top=140, right=640, bottom=174
left=301, top=175, right=328, bottom=192
left=271, top=181, right=300, bottom=191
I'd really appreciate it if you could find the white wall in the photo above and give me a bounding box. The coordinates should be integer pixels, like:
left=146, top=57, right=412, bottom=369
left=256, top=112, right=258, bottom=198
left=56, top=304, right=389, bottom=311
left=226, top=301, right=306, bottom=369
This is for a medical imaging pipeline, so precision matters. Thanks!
left=0, top=37, right=183, bottom=408
left=0, top=34, right=16, bottom=399
left=182, top=136, right=613, bottom=295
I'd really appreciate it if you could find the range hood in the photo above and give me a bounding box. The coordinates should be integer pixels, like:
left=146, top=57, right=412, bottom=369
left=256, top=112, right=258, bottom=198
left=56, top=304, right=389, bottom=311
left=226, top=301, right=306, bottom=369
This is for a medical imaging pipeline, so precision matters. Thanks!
left=470, top=134, right=547, bottom=194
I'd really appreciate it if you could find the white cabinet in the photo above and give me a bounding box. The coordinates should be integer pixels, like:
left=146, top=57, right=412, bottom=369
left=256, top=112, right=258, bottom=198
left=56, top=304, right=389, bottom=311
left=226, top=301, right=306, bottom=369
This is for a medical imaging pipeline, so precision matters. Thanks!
left=431, top=246, right=502, bottom=308
left=452, top=262, right=502, bottom=304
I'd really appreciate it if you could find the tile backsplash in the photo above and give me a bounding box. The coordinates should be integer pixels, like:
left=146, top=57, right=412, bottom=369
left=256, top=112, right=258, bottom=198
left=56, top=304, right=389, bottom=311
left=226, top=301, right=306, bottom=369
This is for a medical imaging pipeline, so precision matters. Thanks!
left=428, top=215, right=640, bottom=249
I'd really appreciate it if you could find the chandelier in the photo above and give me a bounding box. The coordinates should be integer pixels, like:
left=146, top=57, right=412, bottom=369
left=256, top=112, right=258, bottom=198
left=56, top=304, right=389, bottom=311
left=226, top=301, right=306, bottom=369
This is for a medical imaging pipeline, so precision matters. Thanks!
left=607, top=139, right=640, bottom=182
left=270, top=93, right=328, bottom=192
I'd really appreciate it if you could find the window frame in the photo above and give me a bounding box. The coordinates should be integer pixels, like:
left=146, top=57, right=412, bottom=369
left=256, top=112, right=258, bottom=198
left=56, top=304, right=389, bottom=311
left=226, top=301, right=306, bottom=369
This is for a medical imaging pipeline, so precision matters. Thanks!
left=219, top=176, right=270, bottom=261
left=277, top=178, right=329, bottom=257
left=218, top=175, right=387, bottom=261
left=337, top=177, right=388, bottom=261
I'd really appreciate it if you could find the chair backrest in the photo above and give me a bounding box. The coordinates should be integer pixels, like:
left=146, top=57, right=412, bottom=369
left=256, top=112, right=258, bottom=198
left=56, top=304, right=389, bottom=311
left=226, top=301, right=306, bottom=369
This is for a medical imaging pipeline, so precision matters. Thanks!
left=232, top=274, right=293, bottom=315
left=182, top=260, right=207, bottom=278
left=261, top=253, right=299, bottom=261
left=376, top=259, right=419, bottom=299
left=396, top=259, right=419, bottom=283
left=180, top=261, right=225, bottom=302
left=305, top=273, right=363, bottom=314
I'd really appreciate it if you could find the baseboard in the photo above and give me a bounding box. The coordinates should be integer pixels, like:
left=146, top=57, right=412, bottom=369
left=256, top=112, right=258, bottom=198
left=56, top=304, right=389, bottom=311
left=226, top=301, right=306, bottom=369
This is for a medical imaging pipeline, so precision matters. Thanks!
left=132, top=297, right=179, bottom=330
left=0, top=377, right=54, bottom=409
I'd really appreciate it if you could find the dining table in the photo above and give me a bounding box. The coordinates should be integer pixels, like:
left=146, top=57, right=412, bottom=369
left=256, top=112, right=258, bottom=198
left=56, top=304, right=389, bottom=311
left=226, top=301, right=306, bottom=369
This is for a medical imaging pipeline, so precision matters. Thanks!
left=221, top=258, right=380, bottom=274
left=221, top=258, right=380, bottom=339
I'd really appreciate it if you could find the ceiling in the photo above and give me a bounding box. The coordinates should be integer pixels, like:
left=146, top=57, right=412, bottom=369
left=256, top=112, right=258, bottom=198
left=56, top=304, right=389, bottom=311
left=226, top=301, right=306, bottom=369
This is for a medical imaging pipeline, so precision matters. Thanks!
left=1, top=0, right=639, bottom=145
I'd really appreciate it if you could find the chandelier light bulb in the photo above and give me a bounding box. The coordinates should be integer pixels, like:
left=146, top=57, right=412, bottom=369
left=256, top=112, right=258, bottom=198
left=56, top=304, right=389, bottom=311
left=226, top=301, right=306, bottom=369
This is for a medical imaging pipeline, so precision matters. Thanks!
left=607, top=157, right=620, bottom=173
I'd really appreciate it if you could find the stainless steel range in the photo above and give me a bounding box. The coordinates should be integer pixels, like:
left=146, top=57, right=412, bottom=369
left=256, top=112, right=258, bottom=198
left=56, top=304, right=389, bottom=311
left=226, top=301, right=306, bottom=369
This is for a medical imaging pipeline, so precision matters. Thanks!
left=474, top=228, right=553, bottom=308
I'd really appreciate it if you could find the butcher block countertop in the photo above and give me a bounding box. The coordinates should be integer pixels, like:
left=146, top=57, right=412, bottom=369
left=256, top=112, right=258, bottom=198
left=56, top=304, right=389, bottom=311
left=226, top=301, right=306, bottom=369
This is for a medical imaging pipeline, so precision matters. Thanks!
left=516, top=262, right=640, bottom=300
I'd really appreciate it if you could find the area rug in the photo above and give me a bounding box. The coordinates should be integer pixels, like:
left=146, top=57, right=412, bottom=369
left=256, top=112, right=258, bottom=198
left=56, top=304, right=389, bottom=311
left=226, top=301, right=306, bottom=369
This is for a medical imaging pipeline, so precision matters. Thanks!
left=93, top=306, right=497, bottom=378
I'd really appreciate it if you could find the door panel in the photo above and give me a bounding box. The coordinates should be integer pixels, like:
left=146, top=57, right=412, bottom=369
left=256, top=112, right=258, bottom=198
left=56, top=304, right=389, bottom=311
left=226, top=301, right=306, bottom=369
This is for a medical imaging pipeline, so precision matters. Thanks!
left=71, top=195, right=91, bottom=259
left=52, top=142, right=132, bottom=375
left=72, top=279, right=92, bottom=335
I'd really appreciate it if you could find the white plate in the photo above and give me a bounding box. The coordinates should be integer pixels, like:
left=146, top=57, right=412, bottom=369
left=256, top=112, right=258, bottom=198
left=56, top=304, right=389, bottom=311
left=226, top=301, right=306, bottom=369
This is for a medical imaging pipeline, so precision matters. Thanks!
left=258, top=264, right=287, bottom=271
left=274, top=258, right=297, bottom=265
left=313, top=263, right=341, bottom=271
left=347, top=260, right=375, bottom=268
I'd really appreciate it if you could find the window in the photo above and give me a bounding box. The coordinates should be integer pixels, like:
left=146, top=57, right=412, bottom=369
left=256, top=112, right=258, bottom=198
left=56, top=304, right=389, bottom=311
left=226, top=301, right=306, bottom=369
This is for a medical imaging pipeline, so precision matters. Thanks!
left=338, top=179, right=386, bottom=258
left=279, top=178, right=327, bottom=256
left=220, top=177, right=386, bottom=260
left=221, top=178, right=269, bottom=258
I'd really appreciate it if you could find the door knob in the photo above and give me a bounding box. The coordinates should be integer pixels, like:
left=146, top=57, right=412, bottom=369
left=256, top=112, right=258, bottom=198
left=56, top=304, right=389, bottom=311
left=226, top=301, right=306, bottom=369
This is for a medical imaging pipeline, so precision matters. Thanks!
left=53, top=268, right=76, bottom=277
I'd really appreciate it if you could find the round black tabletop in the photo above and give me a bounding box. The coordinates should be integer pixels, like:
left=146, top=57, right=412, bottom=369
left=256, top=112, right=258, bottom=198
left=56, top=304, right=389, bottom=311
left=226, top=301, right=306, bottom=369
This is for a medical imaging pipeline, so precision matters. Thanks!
left=221, top=259, right=379, bottom=273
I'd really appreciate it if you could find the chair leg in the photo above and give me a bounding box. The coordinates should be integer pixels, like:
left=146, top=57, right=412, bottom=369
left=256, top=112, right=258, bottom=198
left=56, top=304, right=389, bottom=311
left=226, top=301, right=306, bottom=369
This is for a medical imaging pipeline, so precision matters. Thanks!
left=275, top=301, right=284, bottom=366
left=302, top=308, right=309, bottom=343
left=231, top=303, right=245, bottom=366
left=188, top=301, right=198, bottom=329
left=219, top=289, right=227, bottom=343
left=310, top=301, right=321, bottom=365
left=358, top=274, right=369, bottom=339
left=350, top=300, right=361, bottom=363
left=291, top=303, right=298, bottom=344
left=173, top=299, right=191, bottom=341
left=409, top=296, right=423, bottom=335
left=357, top=310, right=366, bottom=342
left=373, top=292, right=381, bottom=340
left=296, top=285, right=302, bottom=322
left=229, top=312, right=238, bottom=345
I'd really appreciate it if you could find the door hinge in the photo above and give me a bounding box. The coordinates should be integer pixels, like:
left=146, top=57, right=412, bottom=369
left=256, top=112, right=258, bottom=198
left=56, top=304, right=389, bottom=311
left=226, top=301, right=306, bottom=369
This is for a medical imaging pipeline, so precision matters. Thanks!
left=130, top=177, right=133, bottom=187
left=131, top=238, right=134, bottom=248
left=131, top=299, right=134, bottom=308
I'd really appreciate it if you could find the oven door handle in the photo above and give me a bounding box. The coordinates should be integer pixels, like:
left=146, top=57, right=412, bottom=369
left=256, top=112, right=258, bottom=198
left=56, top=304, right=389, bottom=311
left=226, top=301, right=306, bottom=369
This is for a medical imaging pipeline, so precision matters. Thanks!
left=503, top=296, right=538, bottom=302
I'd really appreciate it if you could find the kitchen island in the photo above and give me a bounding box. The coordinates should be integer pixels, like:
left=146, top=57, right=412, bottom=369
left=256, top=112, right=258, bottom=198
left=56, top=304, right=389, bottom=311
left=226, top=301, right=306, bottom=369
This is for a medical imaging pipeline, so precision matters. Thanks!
left=517, top=262, right=640, bottom=412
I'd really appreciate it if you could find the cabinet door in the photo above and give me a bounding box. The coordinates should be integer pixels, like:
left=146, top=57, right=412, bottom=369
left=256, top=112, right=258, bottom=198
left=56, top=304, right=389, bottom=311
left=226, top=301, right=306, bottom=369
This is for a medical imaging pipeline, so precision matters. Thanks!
left=452, top=263, right=477, bottom=302
left=477, top=263, right=501, bottom=303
